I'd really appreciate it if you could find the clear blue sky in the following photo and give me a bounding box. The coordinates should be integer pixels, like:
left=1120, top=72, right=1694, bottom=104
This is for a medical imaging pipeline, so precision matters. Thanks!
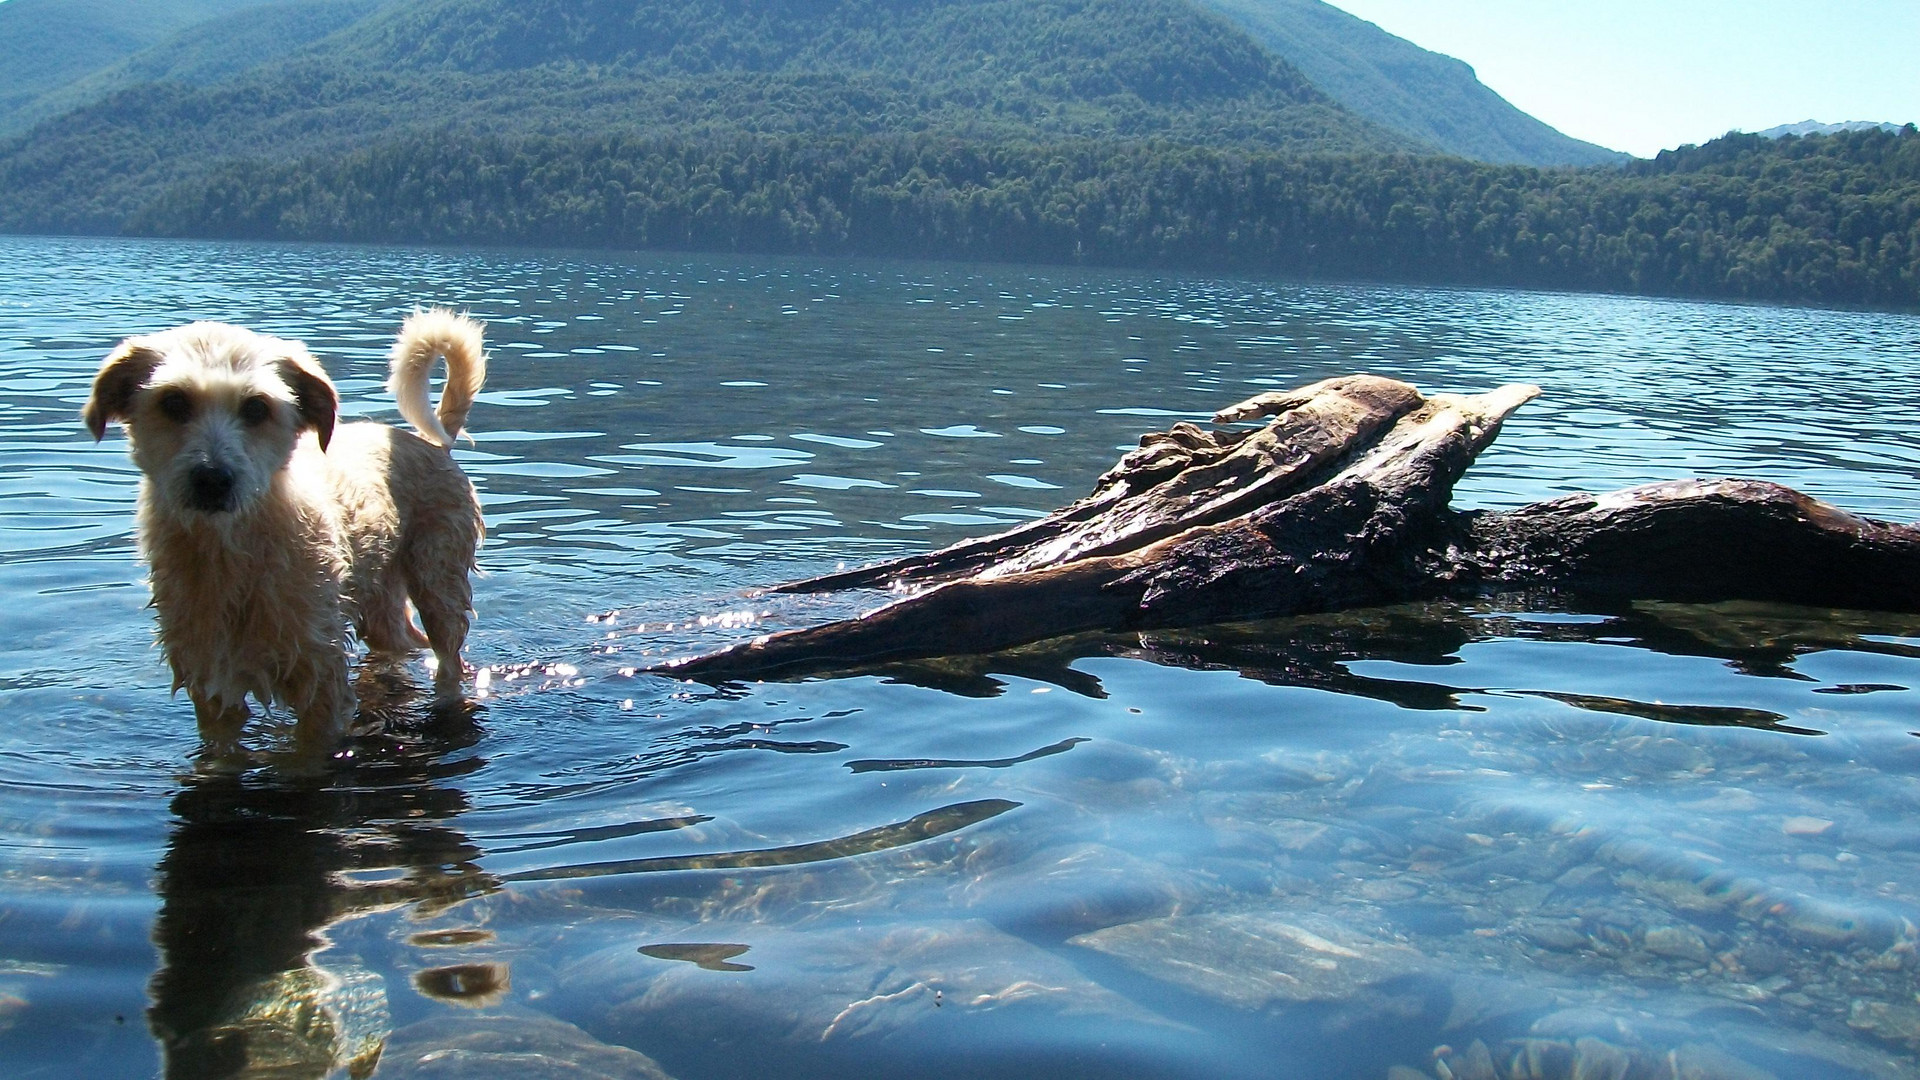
left=1322, top=0, right=1920, bottom=157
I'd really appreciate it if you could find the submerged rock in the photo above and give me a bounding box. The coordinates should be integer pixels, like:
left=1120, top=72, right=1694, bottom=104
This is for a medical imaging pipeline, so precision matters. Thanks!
left=1401, top=1030, right=1784, bottom=1080
left=954, top=840, right=1211, bottom=936
left=1068, top=911, right=1426, bottom=1009
left=377, top=1013, right=674, bottom=1079
left=1567, top=1036, right=1631, bottom=1080
left=1519, top=921, right=1591, bottom=954
left=1848, top=998, right=1920, bottom=1049
left=155, top=963, right=389, bottom=1080
left=561, top=917, right=1170, bottom=1057
left=1640, top=925, right=1712, bottom=966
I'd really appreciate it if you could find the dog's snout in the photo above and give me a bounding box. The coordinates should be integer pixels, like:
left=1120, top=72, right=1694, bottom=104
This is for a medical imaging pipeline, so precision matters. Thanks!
left=186, top=464, right=236, bottom=511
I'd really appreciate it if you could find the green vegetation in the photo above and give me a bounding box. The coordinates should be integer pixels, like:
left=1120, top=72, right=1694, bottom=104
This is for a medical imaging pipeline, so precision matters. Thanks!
left=0, top=0, right=300, bottom=129
left=131, top=126, right=1920, bottom=308
left=1193, top=0, right=1622, bottom=167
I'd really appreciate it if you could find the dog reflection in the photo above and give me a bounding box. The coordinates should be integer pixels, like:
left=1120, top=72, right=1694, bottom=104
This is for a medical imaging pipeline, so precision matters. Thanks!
left=146, top=694, right=495, bottom=1078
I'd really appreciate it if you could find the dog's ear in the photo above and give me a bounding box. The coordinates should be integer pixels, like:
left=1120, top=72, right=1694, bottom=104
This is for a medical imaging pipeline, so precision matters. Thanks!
left=277, top=349, right=338, bottom=452
left=83, top=339, right=164, bottom=440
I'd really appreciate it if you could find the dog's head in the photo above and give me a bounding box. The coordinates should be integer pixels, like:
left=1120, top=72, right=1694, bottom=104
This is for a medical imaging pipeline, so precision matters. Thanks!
left=83, top=323, right=338, bottom=517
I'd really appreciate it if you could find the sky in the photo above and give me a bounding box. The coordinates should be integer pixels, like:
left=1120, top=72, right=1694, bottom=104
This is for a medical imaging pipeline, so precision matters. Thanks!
left=1321, top=0, right=1920, bottom=158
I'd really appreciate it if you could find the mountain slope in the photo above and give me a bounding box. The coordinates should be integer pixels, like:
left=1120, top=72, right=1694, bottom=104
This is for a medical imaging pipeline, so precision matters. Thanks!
left=323, top=0, right=1323, bottom=106
left=0, top=0, right=299, bottom=121
left=1194, top=0, right=1624, bottom=166
left=0, top=0, right=392, bottom=137
left=0, top=0, right=1619, bottom=168
left=0, top=0, right=1410, bottom=233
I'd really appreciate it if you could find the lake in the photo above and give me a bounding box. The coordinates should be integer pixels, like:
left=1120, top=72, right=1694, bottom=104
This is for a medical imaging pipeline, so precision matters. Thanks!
left=2, top=234, right=1919, bottom=1080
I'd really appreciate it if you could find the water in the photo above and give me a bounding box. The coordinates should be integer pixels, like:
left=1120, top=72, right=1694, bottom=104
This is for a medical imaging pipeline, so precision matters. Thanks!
left=2, top=235, right=1919, bottom=1080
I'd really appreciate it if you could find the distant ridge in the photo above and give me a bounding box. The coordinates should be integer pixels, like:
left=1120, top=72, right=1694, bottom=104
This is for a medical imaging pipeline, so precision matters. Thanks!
left=1193, top=0, right=1625, bottom=167
left=1754, top=120, right=1905, bottom=140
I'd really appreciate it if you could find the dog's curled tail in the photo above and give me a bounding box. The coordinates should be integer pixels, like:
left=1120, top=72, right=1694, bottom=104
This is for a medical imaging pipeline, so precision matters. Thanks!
left=389, top=308, right=487, bottom=449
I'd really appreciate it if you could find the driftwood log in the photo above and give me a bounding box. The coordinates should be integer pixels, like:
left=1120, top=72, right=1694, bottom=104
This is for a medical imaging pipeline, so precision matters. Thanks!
left=658, top=375, right=1920, bottom=680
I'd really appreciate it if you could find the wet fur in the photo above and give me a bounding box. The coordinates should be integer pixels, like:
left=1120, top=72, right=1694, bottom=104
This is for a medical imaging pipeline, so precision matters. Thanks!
left=83, top=310, right=487, bottom=753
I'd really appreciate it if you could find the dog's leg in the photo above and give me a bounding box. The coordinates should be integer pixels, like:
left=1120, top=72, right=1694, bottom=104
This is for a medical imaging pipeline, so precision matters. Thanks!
left=191, top=693, right=250, bottom=752
left=285, top=653, right=356, bottom=755
left=409, top=555, right=473, bottom=699
left=357, top=570, right=431, bottom=655
left=416, top=590, right=472, bottom=701
left=403, top=508, right=480, bottom=702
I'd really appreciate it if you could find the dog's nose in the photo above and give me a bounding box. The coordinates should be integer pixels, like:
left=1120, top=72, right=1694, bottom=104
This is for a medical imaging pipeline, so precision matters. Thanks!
left=187, top=464, right=236, bottom=511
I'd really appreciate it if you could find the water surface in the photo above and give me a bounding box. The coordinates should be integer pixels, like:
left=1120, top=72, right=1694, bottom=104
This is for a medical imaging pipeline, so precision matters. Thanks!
left=3, top=236, right=1920, bottom=1079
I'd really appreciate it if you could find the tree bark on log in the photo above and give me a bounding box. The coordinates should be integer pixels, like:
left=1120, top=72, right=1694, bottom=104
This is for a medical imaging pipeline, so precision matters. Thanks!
left=656, top=376, right=1920, bottom=681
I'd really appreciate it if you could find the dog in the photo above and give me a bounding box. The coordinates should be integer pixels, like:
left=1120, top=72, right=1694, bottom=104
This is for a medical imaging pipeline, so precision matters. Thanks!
left=82, top=309, right=487, bottom=754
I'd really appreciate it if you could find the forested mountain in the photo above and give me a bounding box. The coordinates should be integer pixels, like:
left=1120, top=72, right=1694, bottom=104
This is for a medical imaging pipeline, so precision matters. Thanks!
left=0, top=0, right=1914, bottom=309
left=0, top=0, right=1622, bottom=165
left=1193, top=0, right=1622, bottom=167
left=0, top=0, right=298, bottom=126
left=0, top=0, right=1405, bottom=232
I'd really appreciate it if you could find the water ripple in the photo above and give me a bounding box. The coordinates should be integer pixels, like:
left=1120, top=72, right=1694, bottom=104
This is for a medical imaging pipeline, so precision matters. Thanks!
left=5, top=237, right=1920, bottom=1080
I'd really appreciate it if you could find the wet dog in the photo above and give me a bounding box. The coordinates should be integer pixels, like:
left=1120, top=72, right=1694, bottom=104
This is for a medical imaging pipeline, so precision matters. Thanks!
left=83, top=310, right=487, bottom=754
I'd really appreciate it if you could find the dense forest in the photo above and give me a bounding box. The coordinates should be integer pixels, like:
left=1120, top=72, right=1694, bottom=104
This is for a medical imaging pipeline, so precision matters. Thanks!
left=131, top=126, right=1920, bottom=307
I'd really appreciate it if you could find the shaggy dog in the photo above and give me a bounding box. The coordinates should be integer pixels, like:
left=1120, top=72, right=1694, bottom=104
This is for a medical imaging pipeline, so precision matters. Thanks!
left=82, top=309, right=487, bottom=754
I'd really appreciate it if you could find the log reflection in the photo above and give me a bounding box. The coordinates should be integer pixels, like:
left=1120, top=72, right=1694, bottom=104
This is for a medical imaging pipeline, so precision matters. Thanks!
left=846, top=597, right=1919, bottom=731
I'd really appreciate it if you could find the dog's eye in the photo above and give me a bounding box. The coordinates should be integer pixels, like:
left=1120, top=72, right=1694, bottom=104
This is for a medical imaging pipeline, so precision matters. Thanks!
left=239, top=396, right=273, bottom=425
left=157, top=390, right=192, bottom=423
